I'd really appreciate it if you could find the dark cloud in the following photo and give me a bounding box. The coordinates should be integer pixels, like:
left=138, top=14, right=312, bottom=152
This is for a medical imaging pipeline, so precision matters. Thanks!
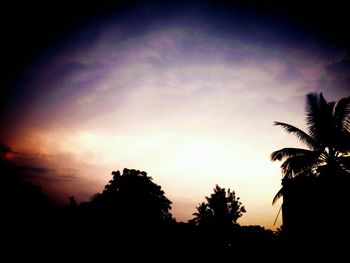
left=0, top=143, right=11, bottom=153
left=276, top=64, right=304, bottom=84
left=53, top=62, right=88, bottom=79
left=37, top=173, right=77, bottom=183
left=0, top=143, right=85, bottom=204
left=320, top=58, right=350, bottom=97
left=326, top=59, right=350, bottom=76
left=18, top=165, right=50, bottom=174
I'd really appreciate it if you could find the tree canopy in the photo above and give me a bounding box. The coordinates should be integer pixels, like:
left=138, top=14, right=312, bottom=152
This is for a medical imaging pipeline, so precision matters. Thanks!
left=90, top=168, right=174, bottom=224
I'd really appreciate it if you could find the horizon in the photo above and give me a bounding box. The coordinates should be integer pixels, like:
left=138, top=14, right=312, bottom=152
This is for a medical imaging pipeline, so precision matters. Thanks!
left=1, top=1, right=349, bottom=230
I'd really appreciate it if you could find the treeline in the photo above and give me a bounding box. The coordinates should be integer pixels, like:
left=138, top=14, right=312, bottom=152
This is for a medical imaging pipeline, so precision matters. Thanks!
left=2, top=92, right=350, bottom=259
left=1, top=149, right=277, bottom=258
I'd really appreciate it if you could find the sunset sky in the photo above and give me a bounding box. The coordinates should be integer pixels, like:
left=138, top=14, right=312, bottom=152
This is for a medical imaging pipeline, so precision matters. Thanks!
left=1, top=1, right=349, bottom=229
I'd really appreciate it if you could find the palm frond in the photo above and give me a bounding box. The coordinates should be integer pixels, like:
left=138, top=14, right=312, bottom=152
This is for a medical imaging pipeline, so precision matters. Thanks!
left=271, top=147, right=314, bottom=161
left=272, top=187, right=283, bottom=205
left=306, top=92, right=335, bottom=146
left=274, top=121, right=317, bottom=149
left=280, top=153, right=319, bottom=177
left=334, top=129, right=350, bottom=152
left=334, top=96, right=350, bottom=131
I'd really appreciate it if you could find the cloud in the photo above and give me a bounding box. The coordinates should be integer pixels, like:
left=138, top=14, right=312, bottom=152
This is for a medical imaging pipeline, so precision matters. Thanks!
left=18, top=165, right=50, bottom=174
left=316, top=56, right=350, bottom=99
left=0, top=143, right=106, bottom=204
left=326, top=58, right=350, bottom=74
left=52, top=62, right=88, bottom=80
left=0, top=143, right=11, bottom=153
left=4, top=16, right=347, bottom=137
left=325, top=58, right=350, bottom=88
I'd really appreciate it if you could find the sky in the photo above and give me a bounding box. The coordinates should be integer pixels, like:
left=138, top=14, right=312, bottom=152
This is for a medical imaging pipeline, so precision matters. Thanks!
left=1, top=1, right=349, bottom=229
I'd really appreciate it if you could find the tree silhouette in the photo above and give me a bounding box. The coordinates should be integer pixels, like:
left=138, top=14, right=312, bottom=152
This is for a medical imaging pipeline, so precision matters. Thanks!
left=271, top=93, right=350, bottom=238
left=271, top=93, right=350, bottom=204
left=190, top=185, right=246, bottom=227
left=90, top=168, right=173, bottom=224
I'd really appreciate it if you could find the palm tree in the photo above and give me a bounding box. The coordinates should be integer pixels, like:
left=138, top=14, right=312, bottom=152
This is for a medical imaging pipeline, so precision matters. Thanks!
left=190, top=185, right=246, bottom=227
left=190, top=202, right=213, bottom=226
left=271, top=92, right=350, bottom=205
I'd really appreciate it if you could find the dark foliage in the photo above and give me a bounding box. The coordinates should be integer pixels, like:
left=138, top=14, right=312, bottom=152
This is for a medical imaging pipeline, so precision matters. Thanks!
left=89, top=168, right=174, bottom=224
left=190, top=184, right=246, bottom=227
left=272, top=93, right=350, bottom=242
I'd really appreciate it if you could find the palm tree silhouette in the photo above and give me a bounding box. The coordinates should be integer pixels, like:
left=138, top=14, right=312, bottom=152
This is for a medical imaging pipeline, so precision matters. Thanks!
left=270, top=92, right=350, bottom=240
left=271, top=92, right=350, bottom=205
left=190, top=202, right=213, bottom=226
left=190, top=185, right=246, bottom=227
